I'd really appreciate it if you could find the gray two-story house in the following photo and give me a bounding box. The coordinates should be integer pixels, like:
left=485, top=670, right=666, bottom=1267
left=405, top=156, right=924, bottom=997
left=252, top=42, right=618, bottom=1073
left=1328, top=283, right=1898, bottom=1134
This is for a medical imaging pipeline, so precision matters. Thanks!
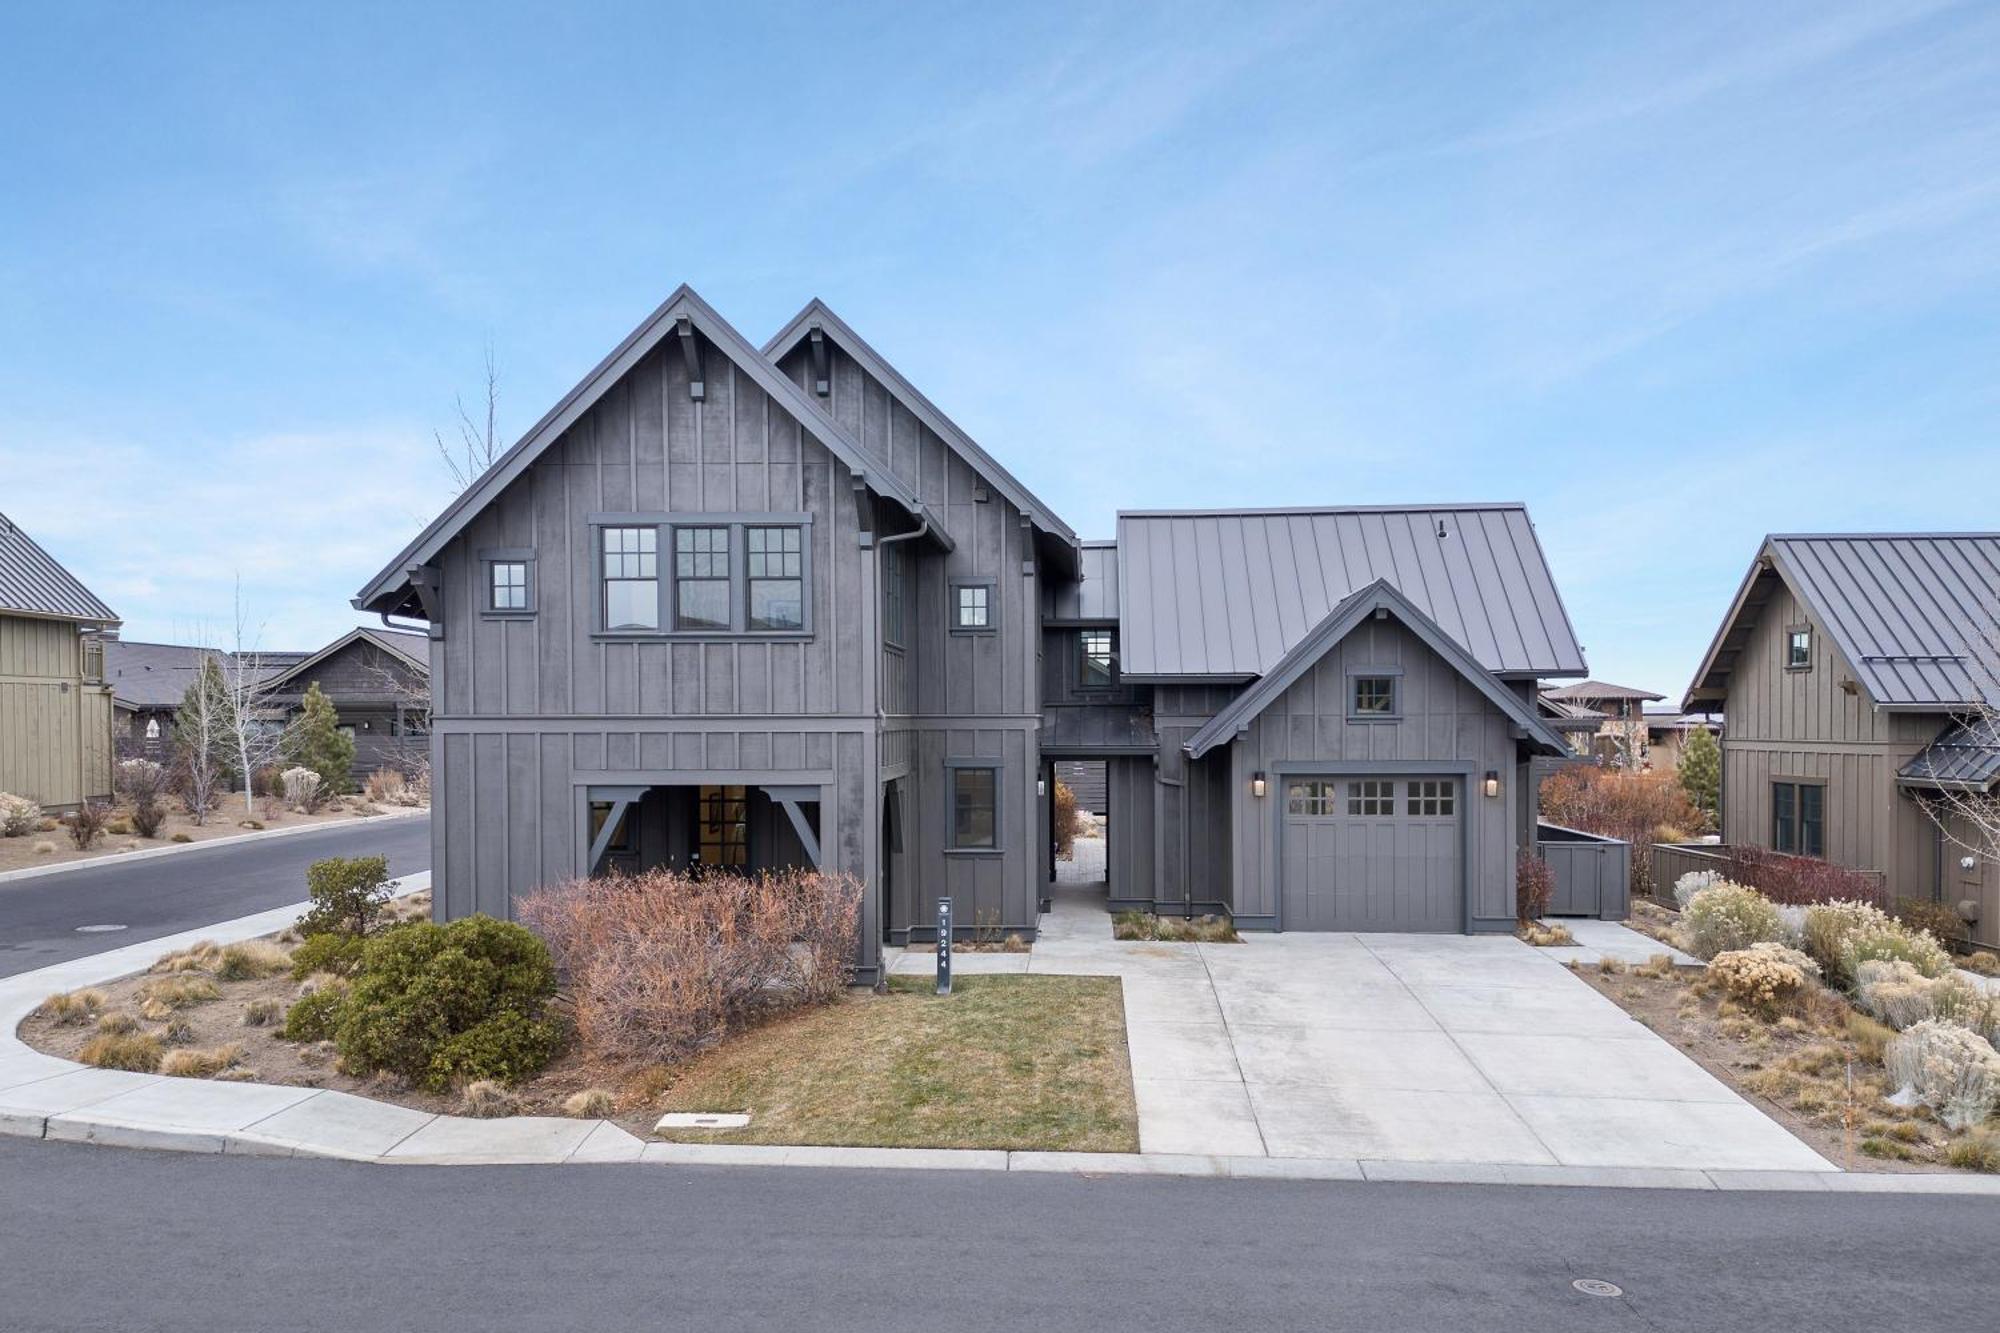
left=356, top=285, right=1587, bottom=980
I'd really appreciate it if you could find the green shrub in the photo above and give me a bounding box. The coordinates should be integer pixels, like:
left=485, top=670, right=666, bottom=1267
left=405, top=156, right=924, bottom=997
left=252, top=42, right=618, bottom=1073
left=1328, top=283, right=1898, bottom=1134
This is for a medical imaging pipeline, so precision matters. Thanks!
left=333, top=916, right=562, bottom=1091
left=282, top=987, right=348, bottom=1042
left=1840, top=921, right=1952, bottom=989
left=1681, top=882, right=1783, bottom=960
left=288, top=931, right=367, bottom=980
left=284, top=683, right=355, bottom=794
left=297, top=855, right=391, bottom=937
left=1802, top=900, right=1894, bottom=987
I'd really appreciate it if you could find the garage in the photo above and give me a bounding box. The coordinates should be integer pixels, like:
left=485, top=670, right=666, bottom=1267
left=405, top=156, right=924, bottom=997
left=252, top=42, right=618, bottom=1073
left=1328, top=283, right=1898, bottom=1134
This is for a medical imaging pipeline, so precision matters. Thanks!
left=1279, top=776, right=1463, bottom=932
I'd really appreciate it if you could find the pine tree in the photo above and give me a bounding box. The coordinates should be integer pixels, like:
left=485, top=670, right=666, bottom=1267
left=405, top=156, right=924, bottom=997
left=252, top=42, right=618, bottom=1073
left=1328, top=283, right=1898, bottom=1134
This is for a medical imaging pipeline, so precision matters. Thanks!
left=1679, top=724, right=1721, bottom=829
left=287, top=682, right=356, bottom=794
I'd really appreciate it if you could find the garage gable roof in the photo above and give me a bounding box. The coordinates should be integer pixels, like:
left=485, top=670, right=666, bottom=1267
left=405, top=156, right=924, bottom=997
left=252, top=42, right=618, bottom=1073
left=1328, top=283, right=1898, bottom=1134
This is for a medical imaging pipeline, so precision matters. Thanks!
left=354, top=285, right=926, bottom=616
left=762, top=300, right=1078, bottom=548
left=1119, top=504, right=1586, bottom=681
left=1184, top=578, right=1572, bottom=759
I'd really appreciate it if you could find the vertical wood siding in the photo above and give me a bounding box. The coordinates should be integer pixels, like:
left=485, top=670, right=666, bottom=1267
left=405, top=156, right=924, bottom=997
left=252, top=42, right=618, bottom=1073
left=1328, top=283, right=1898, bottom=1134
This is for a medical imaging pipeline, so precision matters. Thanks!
left=0, top=613, right=111, bottom=807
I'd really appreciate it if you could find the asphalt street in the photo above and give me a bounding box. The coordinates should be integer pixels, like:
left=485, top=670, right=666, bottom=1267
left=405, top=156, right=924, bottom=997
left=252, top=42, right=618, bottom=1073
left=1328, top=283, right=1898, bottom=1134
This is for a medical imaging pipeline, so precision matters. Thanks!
left=0, top=814, right=430, bottom=977
left=0, top=1135, right=1986, bottom=1333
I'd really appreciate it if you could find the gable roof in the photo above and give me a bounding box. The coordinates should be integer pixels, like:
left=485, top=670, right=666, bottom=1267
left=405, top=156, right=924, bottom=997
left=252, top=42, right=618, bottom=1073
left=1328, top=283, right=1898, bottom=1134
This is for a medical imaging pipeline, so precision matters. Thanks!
left=0, top=512, right=118, bottom=626
left=1544, top=679, right=1666, bottom=703
left=354, top=285, right=930, bottom=617
left=1538, top=693, right=1608, bottom=731
left=262, top=626, right=431, bottom=694
left=762, top=300, right=1077, bottom=548
left=1685, top=534, right=2000, bottom=712
left=1118, top=504, right=1586, bottom=681
left=1184, top=578, right=1572, bottom=758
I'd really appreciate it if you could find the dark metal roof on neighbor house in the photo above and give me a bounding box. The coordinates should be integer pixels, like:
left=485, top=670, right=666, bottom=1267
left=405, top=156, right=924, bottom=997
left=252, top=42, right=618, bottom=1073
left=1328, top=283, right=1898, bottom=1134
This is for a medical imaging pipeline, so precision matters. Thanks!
left=1117, top=505, right=1587, bottom=681
left=1538, top=694, right=1608, bottom=731
left=261, top=627, right=431, bottom=694
left=1184, top=578, right=1572, bottom=758
left=1044, top=541, right=1119, bottom=623
left=1899, top=715, right=2000, bottom=790
left=1544, top=679, right=1666, bottom=702
left=1687, top=534, right=2000, bottom=711
left=0, top=512, right=118, bottom=626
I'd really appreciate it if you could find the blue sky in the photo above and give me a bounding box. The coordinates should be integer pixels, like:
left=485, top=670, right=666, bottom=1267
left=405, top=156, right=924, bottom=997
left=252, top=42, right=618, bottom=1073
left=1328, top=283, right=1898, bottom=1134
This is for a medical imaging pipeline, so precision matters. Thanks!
left=2, top=1, right=1995, bottom=695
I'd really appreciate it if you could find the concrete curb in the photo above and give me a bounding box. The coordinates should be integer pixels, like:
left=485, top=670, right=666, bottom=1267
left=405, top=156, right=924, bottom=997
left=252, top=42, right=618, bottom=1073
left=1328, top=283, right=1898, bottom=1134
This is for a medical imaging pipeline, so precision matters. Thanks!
left=7, top=891, right=2000, bottom=1192
left=0, top=806, right=428, bottom=888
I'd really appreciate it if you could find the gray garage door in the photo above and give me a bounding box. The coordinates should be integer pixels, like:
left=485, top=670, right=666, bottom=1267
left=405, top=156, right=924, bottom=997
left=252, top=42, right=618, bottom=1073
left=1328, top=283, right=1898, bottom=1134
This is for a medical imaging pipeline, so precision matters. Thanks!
left=1280, top=777, right=1462, bottom=931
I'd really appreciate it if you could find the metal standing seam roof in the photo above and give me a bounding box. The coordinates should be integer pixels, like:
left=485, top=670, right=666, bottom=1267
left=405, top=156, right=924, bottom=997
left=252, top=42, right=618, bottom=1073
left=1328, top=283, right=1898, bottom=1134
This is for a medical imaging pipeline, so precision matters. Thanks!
left=1044, top=541, right=1119, bottom=622
left=1899, top=716, right=2000, bottom=790
left=1543, top=679, right=1666, bottom=702
left=1770, top=535, right=2000, bottom=709
left=1116, top=505, right=1587, bottom=680
left=0, top=512, right=118, bottom=625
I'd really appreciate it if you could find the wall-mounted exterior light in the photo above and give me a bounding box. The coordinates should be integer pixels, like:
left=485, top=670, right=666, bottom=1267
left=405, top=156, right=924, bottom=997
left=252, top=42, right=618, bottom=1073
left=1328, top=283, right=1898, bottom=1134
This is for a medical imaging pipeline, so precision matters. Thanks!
left=1037, top=777, right=1047, bottom=797
left=1252, top=772, right=1267, bottom=799
left=1483, top=770, right=1500, bottom=799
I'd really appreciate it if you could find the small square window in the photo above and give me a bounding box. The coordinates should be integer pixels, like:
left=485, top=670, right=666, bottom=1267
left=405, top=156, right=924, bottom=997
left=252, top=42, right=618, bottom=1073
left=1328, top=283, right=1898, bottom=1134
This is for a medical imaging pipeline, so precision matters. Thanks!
left=1287, top=779, right=1331, bottom=815
left=1351, top=675, right=1397, bottom=717
left=1786, top=627, right=1812, bottom=670
left=1347, top=780, right=1394, bottom=817
left=1407, top=779, right=1456, bottom=817
left=490, top=561, right=528, bottom=611
left=952, top=581, right=994, bottom=632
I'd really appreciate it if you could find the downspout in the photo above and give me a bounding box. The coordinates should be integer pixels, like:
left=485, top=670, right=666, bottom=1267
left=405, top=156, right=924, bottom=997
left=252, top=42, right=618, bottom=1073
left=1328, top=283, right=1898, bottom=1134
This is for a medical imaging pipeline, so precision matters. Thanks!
left=873, top=518, right=930, bottom=726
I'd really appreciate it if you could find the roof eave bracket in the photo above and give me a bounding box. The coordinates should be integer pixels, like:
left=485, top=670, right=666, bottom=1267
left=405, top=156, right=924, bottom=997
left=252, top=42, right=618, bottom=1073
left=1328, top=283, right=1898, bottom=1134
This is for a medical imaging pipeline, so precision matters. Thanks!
left=677, top=316, right=705, bottom=401
left=809, top=324, right=830, bottom=397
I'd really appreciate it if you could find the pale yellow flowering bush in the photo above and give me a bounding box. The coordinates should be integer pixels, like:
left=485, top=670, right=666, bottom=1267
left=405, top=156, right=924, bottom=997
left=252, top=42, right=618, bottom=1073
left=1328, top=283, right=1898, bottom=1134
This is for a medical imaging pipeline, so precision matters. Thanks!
left=1708, top=943, right=1820, bottom=1015
left=1884, top=1019, right=2000, bottom=1130
left=1857, top=961, right=1999, bottom=1037
left=1682, top=881, right=1784, bottom=960
left=1802, top=899, right=1894, bottom=986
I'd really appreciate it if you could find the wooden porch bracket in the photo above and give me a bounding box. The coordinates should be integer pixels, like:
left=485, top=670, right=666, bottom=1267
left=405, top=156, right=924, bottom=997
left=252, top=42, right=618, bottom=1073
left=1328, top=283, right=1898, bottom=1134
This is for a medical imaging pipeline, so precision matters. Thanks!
left=676, top=316, right=705, bottom=401
left=763, top=784, right=823, bottom=868
left=584, top=784, right=649, bottom=874
left=809, top=324, right=830, bottom=396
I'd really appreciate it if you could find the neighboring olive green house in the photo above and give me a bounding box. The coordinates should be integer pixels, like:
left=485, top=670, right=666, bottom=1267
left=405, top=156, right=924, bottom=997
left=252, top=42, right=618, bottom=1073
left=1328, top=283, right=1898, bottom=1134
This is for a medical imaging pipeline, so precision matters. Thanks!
left=1686, top=533, right=2000, bottom=950
left=0, top=512, right=119, bottom=811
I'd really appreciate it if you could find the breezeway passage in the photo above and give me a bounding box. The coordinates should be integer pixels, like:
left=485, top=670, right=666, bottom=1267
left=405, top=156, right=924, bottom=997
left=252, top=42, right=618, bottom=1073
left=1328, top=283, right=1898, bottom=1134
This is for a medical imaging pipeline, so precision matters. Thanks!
left=891, top=892, right=1834, bottom=1173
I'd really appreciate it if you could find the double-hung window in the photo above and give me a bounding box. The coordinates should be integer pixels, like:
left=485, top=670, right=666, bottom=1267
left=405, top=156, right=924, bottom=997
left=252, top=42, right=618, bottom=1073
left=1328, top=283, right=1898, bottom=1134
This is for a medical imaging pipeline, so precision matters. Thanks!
left=1771, top=780, right=1825, bottom=857
left=602, top=527, right=659, bottom=631
left=673, top=526, right=731, bottom=631
left=746, top=526, right=804, bottom=631
left=594, top=514, right=812, bottom=636
left=1786, top=626, right=1813, bottom=670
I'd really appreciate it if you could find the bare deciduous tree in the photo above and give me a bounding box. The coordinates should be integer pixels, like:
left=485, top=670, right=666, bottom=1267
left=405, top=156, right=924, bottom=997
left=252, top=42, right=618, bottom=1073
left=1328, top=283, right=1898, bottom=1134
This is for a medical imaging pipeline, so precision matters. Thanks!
left=357, top=652, right=432, bottom=788
left=222, top=579, right=291, bottom=819
left=435, top=345, right=502, bottom=492
left=173, top=652, right=230, bottom=826
left=1913, top=598, right=2000, bottom=902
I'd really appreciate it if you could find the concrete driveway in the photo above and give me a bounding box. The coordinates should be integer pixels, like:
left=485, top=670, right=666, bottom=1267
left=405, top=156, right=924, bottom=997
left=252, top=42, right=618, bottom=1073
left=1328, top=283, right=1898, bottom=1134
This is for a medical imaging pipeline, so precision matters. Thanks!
left=913, top=896, right=1835, bottom=1173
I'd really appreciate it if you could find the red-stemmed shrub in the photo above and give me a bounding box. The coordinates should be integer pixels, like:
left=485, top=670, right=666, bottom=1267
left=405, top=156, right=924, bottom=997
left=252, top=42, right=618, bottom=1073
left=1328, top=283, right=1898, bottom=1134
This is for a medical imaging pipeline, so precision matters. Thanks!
left=519, top=867, right=863, bottom=1064
left=1516, top=851, right=1555, bottom=926
left=1538, top=765, right=1699, bottom=899
left=1726, top=846, right=1885, bottom=908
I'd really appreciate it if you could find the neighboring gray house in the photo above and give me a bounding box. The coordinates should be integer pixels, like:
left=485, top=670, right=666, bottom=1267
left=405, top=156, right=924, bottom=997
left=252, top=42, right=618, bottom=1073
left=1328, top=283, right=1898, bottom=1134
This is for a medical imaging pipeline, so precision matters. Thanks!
left=257, top=627, right=431, bottom=786
left=1685, top=533, right=2000, bottom=949
left=1540, top=679, right=1666, bottom=765
left=355, top=285, right=1590, bottom=980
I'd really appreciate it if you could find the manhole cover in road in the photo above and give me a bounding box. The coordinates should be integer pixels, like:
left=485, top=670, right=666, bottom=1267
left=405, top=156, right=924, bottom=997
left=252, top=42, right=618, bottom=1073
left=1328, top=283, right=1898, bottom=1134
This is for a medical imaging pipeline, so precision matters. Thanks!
left=1572, top=1279, right=1623, bottom=1298
left=74, top=924, right=128, bottom=934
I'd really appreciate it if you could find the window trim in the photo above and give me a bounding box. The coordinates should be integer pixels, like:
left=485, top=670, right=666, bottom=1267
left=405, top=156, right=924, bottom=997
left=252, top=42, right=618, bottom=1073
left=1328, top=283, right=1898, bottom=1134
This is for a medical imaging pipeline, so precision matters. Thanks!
left=479, top=547, right=537, bottom=618
left=944, top=757, right=1003, bottom=854
left=1771, top=778, right=1826, bottom=857
left=881, top=542, right=907, bottom=651
left=1785, top=624, right=1813, bottom=672
left=1077, top=627, right=1117, bottom=692
left=587, top=512, right=813, bottom=640
left=1347, top=667, right=1403, bottom=722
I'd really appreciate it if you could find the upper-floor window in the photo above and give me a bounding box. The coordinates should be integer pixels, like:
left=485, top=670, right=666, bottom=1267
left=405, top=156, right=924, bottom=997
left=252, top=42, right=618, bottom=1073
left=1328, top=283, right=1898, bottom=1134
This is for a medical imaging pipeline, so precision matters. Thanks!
left=952, top=579, right=995, bottom=634
left=1786, top=626, right=1813, bottom=670
left=602, top=527, right=661, bottom=631
left=746, top=526, right=804, bottom=632
left=489, top=561, right=528, bottom=611
left=593, top=513, right=813, bottom=637
left=1772, top=780, right=1824, bottom=857
left=673, top=526, right=730, bottom=631
left=1350, top=674, right=1398, bottom=719
left=82, top=636, right=104, bottom=683
left=1079, top=629, right=1116, bottom=689
left=882, top=544, right=907, bottom=648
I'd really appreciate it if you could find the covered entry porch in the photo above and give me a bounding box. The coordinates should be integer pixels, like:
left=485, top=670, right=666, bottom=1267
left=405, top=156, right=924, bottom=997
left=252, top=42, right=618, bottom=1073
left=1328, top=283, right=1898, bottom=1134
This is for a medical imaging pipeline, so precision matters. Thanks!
left=580, top=781, right=825, bottom=878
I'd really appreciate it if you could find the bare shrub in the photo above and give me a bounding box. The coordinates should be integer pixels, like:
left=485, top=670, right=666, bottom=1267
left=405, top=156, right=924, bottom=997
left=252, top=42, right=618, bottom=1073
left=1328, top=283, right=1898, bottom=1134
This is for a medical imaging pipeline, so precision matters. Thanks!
left=364, top=768, right=409, bottom=805
left=62, top=802, right=111, bottom=850
left=519, top=867, right=864, bottom=1064
left=1052, top=779, right=1080, bottom=859
left=282, top=766, right=325, bottom=813
left=1539, top=766, right=1698, bottom=898
left=116, top=759, right=169, bottom=839
left=1516, top=850, right=1554, bottom=926
left=1726, top=846, right=1885, bottom=908
left=0, top=793, right=41, bottom=837
left=1884, top=1020, right=2000, bottom=1130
